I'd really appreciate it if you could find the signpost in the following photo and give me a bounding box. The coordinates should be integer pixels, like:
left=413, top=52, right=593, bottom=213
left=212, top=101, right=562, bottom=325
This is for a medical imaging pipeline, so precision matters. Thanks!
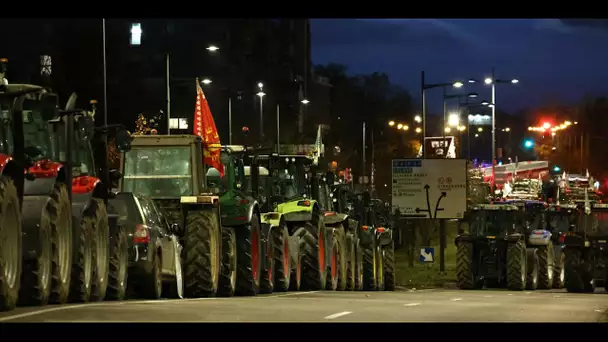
left=391, top=159, right=467, bottom=219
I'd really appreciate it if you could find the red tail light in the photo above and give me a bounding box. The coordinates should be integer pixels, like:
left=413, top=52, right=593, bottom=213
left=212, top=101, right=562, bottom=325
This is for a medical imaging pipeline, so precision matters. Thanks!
left=559, top=233, right=566, bottom=244
left=297, top=200, right=311, bottom=207
left=133, top=224, right=150, bottom=244
left=376, top=227, right=386, bottom=233
left=324, top=211, right=336, bottom=217
left=361, top=225, right=369, bottom=231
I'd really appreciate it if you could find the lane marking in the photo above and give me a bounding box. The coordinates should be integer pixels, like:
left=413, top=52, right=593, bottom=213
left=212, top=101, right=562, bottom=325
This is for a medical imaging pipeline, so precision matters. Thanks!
left=595, top=309, right=602, bottom=312
left=507, top=294, right=513, bottom=296
left=404, top=303, right=421, bottom=307
left=525, top=292, right=532, bottom=294
left=483, top=295, right=493, bottom=298
left=0, top=291, right=321, bottom=321
left=324, top=311, right=352, bottom=320
left=450, top=298, right=463, bottom=301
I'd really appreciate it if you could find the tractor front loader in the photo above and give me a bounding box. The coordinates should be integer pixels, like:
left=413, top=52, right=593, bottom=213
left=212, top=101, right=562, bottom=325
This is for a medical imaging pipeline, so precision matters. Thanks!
left=120, top=135, right=222, bottom=298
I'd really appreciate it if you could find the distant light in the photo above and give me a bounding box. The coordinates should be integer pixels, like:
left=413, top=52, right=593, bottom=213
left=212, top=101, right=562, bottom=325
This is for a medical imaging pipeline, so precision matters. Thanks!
left=388, top=120, right=395, bottom=126
left=481, top=101, right=490, bottom=106
left=574, top=121, right=578, bottom=124
left=477, top=127, right=483, bottom=132
left=402, top=125, right=409, bottom=131
left=258, top=82, right=264, bottom=89
left=498, top=161, right=503, bottom=166
left=201, top=78, right=212, bottom=85
left=565, top=121, right=572, bottom=125
left=415, top=127, right=422, bottom=133
left=467, top=92, right=478, bottom=98
left=457, top=125, right=466, bottom=131
left=444, top=127, right=451, bottom=133
left=484, top=77, right=493, bottom=85
left=207, top=45, right=219, bottom=52
left=551, top=132, right=556, bottom=137
left=553, top=165, right=561, bottom=172
left=505, top=127, right=511, bottom=132
left=397, top=123, right=403, bottom=129
left=511, top=79, right=519, bottom=84
left=524, top=140, right=534, bottom=148
left=447, top=113, right=460, bottom=127
left=301, top=99, right=310, bottom=105
left=257, top=91, right=266, bottom=97
left=414, top=115, right=422, bottom=123
left=468, top=79, right=476, bottom=83
left=130, top=23, right=142, bottom=46
left=542, top=122, right=551, bottom=129
left=453, top=81, right=464, bottom=88
left=474, top=133, right=479, bottom=138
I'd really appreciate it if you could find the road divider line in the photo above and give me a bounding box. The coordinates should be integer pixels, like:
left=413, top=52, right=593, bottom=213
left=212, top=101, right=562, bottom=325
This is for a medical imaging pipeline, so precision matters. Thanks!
left=483, top=295, right=493, bottom=298
left=404, top=303, right=421, bottom=307
left=0, top=303, right=106, bottom=322
left=324, top=311, right=352, bottom=320
left=450, top=298, right=463, bottom=301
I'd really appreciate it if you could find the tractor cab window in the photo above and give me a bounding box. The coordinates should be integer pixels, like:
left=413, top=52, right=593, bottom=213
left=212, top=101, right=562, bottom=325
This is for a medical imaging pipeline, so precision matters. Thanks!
left=587, top=211, right=608, bottom=234
left=123, top=146, right=192, bottom=197
left=471, top=210, right=515, bottom=236
left=23, top=98, right=55, bottom=161
left=0, top=103, right=12, bottom=155
left=548, top=209, right=577, bottom=234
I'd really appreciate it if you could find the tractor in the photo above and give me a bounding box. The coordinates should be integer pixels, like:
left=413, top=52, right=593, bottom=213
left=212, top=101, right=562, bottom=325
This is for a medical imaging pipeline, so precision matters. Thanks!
left=455, top=204, right=530, bottom=290
left=546, top=202, right=579, bottom=288
left=119, top=135, right=222, bottom=298
left=205, top=145, right=268, bottom=297
left=563, top=200, right=608, bottom=293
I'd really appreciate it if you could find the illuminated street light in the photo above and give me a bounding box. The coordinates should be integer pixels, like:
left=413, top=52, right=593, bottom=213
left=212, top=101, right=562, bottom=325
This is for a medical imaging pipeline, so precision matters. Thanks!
left=484, top=77, right=493, bottom=85
left=447, top=113, right=460, bottom=127
left=415, top=127, right=422, bottom=133
left=201, top=78, right=212, bottom=85
left=477, top=127, right=483, bottom=132
left=397, top=123, right=403, bottom=129
left=542, top=122, right=551, bottom=130
left=458, top=125, right=466, bottom=131
left=256, top=91, right=266, bottom=97
left=551, top=132, right=556, bottom=137
left=511, top=79, right=519, bottom=84
left=574, top=121, right=578, bottom=124
left=475, top=133, right=479, bottom=137
left=207, top=45, right=219, bottom=52
left=505, top=127, right=511, bottom=132
left=388, top=120, right=395, bottom=126
left=565, top=121, right=572, bottom=125
left=453, top=81, right=464, bottom=88
left=414, top=115, right=422, bottom=123
left=402, top=125, right=409, bottom=131
left=258, top=82, right=264, bottom=89
left=301, top=99, right=310, bottom=105
left=467, top=92, right=479, bottom=98
left=444, top=127, right=451, bottom=133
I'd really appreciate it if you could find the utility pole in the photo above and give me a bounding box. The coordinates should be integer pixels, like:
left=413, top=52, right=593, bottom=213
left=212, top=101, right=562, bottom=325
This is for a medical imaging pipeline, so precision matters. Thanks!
left=102, top=19, right=108, bottom=126
left=166, top=53, right=171, bottom=135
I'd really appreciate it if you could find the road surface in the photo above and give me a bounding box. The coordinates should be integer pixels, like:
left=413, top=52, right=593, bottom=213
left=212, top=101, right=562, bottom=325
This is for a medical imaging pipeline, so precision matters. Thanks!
left=0, top=288, right=607, bottom=322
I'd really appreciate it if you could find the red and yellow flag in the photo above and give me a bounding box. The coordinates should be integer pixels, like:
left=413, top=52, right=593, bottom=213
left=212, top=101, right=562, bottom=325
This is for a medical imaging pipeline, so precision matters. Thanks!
left=194, top=78, right=224, bottom=177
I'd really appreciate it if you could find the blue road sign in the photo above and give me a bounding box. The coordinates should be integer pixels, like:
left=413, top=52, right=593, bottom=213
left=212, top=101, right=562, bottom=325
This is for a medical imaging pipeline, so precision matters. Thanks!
left=419, top=247, right=435, bottom=263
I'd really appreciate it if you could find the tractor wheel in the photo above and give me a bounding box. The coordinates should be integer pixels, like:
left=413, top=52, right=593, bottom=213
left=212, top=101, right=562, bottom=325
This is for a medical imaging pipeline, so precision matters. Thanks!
left=334, top=226, right=347, bottom=291
left=525, top=249, right=539, bottom=290
left=325, top=232, right=339, bottom=291
left=48, top=183, right=72, bottom=304
left=218, top=227, right=237, bottom=297
left=105, top=225, right=128, bottom=300
left=354, top=238, right=364, bottom=291
left=272, top=226, right=290, bottom=292
left=183, top=209, right=221, bottom=298
left=383, top=241, right=395, bottom=291
left=536, top=244, right=554, bottom=290
left=553, top=249, right=565, bottom=289
left=259, top=229, right=275, bottom=294
left=288, top=241, right=302, bottom=291
left=89, top=198, right=110, bottom=301
left=0, top=176, right=21, bottom=311
left=362, top=237, right=378, bottom=291
left=69, top=211, right=94, bottom=302
left=565, top=248, right=595, bottom=293
left=507, top=240, right=527, bottom=291
left=345, top=233, right=356, bottom=291
left=301, top=213, right=328, bottom=291
left=19, top=198, right=53, bottom=306
left=456, top=242, right=475, bottom=290
left=235, top=214, right=262, bottom=296
left=375, top=244, right=384, bottom=291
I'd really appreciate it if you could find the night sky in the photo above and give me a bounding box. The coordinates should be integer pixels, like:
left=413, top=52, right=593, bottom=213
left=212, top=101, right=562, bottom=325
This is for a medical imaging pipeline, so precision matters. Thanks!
left=311, top=19, right=608, bottom=115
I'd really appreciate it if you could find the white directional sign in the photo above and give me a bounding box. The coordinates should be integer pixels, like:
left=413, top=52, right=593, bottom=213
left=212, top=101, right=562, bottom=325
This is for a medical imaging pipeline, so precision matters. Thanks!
left=391, top=159, right=467, bottom=219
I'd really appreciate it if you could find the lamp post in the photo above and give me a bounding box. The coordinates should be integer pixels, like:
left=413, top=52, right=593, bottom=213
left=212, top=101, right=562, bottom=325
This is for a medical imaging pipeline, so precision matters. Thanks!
left=443, top=92, right=478, bottom=158
left=257, top=82, right=265, bottom=139
left=420, top=71, right=469, bottom=158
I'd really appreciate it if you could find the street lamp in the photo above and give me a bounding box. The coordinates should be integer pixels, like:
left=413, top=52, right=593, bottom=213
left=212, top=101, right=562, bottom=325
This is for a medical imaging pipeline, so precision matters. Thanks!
left=401, top=125, right=409, bottom=131
left=397, top=123, right=403, bottom=130
left=257, top=83, right=265, bottom=139
left=201, top=78, right=212, bottom=85
left=388, top=120, right=395, bottom=126
left=415, top=127, right=422, bottom=133
left=207, top=45, right=219, bottom=52
left=301, top=99, right=310, bottom=105
left=444, top=127, right=451, bottom=133
left=478, top=127, right=483, bottom=132
left=447, top=113, right=460, bottom=127
left=414, top=115, right=422, bottom=123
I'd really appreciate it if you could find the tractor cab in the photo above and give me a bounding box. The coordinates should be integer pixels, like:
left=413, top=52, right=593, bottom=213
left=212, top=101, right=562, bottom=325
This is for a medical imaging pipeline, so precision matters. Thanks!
left=547, top=203, right=579, bottom=242
left=255, top=153, right=309, bottom=212
left=464, top=204, right=525, bottom=238
left=493, top=199, right=547, bottom=231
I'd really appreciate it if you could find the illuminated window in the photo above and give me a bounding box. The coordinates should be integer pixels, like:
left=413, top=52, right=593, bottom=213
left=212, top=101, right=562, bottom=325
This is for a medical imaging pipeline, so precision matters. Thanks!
left=169, top=118, right=188, bottom=130
left=40, top=55, right=52, bottom=76
left=130, top=23, right=142, bottom=46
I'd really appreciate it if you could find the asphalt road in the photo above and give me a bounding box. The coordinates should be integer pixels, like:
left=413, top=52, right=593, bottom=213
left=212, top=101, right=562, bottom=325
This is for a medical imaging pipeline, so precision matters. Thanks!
left=0, top=288, right=607, bottom=322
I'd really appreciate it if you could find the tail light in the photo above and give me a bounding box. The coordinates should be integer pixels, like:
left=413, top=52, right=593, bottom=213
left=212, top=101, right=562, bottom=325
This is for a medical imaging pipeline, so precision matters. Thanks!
left=324, top=211, right=336, bottom=217
left=376, top=227, right=386, bottom=233
left=559, top=233, right=566, bottom=244
left=133, top=224, right=150, bottom=244
left=361, top=225, right=369, bottom=231
left=297, top=200, right=311, bottom=207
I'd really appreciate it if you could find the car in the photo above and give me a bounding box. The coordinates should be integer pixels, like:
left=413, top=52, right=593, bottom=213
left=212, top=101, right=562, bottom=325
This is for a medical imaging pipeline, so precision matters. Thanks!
left=108, top=192, right=183, bottom=299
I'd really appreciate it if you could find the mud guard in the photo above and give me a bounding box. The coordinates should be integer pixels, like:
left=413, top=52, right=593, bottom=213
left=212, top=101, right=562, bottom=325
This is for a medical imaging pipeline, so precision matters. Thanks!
left=505, top=233, right=525, bottom=244
left=528, top=230, right=552, bottom=246
left=23, top=177, right=57, bottom=196
left=172, top=236, right=184, bottom=299
left=377, top=229, right=393, bottom=246
left=359, top=226, right=375, bottom=246
left=323, top=213, right=348, bottom=226
left=282, top=211, right=312, bottom=223
left=20, top=195, right=51, bottom=261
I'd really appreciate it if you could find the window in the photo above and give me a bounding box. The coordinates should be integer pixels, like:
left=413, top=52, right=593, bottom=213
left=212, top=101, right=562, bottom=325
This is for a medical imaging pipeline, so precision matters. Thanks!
left=130, top=23, right=142, bottom=46
left=40, top=55, right=52, bottom=76
left=169, top=118, right=188, bottom=130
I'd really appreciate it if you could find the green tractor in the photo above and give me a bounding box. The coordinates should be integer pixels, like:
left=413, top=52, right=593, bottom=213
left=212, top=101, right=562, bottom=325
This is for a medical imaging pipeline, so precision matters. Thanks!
left=119, top=135, right=222, bottom=298
left=205, top=145, right=269, bottom=296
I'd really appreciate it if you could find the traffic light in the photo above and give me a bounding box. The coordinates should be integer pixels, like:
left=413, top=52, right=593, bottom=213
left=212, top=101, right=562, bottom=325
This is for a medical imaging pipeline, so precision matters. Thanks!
left=524, top=139, right=534, bottom=149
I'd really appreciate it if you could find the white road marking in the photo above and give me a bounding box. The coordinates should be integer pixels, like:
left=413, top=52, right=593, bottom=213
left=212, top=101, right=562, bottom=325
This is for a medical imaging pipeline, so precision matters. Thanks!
left=404, top=303, right=421, bottom=307
left=595, top=309, right=602, bottom=312
left=0, top=291, right=321, bottom=321
left=483, top=295, right=493, bottom=298
left=507, top=294, right=513, bottom=296
left=525, top=292, right=532, bottom=294
left=450, top=298, right=463, bottom=301
left=324, top=311, right=352, bottom=319
left=554, top=295, right=561, bottom=298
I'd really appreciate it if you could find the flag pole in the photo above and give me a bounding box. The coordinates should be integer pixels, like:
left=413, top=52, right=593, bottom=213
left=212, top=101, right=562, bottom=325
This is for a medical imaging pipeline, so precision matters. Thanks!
left=228, top=96, right=233, bottom=145
left=102, top=18, right=108, bottom=126
left=166, top=53, right=171, bottom=134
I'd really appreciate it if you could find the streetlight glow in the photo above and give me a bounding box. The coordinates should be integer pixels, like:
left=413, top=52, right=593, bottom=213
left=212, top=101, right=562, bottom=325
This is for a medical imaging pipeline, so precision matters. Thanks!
left=542, top=122, right=551, bottom=129
left=444, top=127, right=451, bottom=133
left=475, top=133, right=479, bottom=137
left=458, top=125, right=466, bottom=131
left=402, top=125, right=409, bottom=131
left=301, top=99, right=310, bottom=105
left=481, top=101, right=490, bottom=106
left=388, top=120, right=395, bottom=126
left=257, top=91, right=266, bottom=97
left=397, top=123, right=403, bottom=129
left=467, top=92, right=479, bottom=98
left=201, top=78, right=212, bottom=85
left=511, top=79, right=519, bottom=84
left=477, top=127, right=483, bottom=132
left=447, top=113, right=460, bottom=127
left=453, top=81, right=464, bottom=88
left=468, top=79, right=476, bottom=83
left=207, top=45, right=219, bottom=52
left=415, top=127, right=422, bottom=133
left=258, top=82, right=264, bottom=89
left=414, top=115, right=422, bottom=123
left=505, top=127, right=511, bottom=132
left=484, top=77, right=493, bottom=85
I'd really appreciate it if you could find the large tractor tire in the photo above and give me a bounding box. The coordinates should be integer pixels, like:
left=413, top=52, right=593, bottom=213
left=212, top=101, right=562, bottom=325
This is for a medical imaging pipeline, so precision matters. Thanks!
left=105, top=225, right=128, bottom=300
left=383, top=241, right=395, bottom=291
left=69, top=210, right=94, bottom=302
left=362, top=237, right=378, bottom=291
left=332, top=226, right=348, bottom=291
left=89, top=198, right=110, bottom=302
left=0, top=176, right=22, bottom=311
left=375, top=244, right=384, bottom=291
left=183, top=208, right=221, bottom=298
left=564, top=248, right=595, bottom=293
left=354, top=238, right=364, bottom=291
left=271, top=226, right=290, bottom=292
left=536, top=244, right=554, bottom=290
left=19, top=197, right=53, bottom=306
left=48, top=184, right=73, bottom=304
left=259, top=228, right=275, bottom=295
left=288, top=236, right=303, bottom=291
left=507, top=240, right=527, bottom=291
left=218, top=227, right=237, bottom=297
left=301, top=213, right=328, bottom=291
left=525, top=248, right=539, bottom=290
left=345, top=233, right=356, bottom=291
left=456, top=241, right=475, bottom=290
left=235, top=214, right=262, bottom=296
left=325, top=232, right=340, bottom=291
left=553, top=248, right=565, bottom=289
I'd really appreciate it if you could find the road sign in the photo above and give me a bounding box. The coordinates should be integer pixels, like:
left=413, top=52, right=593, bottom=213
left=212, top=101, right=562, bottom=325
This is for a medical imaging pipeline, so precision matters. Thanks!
left=419, top=247, right=435, bottom=263
left=391, top=158, right=467, bottom=219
